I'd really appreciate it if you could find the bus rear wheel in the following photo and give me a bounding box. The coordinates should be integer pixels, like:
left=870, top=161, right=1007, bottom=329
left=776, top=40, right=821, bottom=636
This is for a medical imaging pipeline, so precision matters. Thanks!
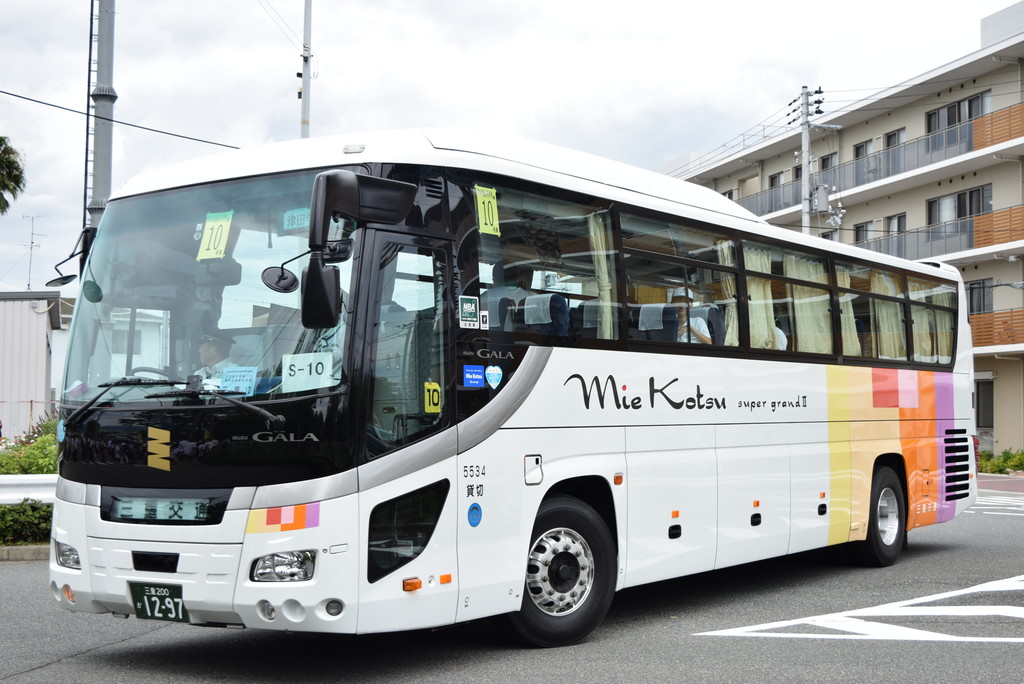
left=504, top=495, right=616, bottom=647
left=851, top=466, right=906, bottom=567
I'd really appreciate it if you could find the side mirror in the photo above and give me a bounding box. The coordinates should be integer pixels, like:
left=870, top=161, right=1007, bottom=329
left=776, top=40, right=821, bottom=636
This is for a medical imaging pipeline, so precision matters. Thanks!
left=308, top=170, right=418, bottom=250
left=301, top=252, right=340, bottom=328
left=301, top=170, right=418, bottom=328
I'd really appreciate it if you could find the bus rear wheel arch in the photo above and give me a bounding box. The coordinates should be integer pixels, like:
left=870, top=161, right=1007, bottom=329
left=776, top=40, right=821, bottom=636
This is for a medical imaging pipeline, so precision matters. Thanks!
left=503, top=495, right=617, bottom=647
left=851, top=464, right=907, bottom=567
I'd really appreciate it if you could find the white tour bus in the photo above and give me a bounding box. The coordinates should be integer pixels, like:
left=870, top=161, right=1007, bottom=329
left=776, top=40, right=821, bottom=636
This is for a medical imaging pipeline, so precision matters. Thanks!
left=50, top=129, right=977, bottom=647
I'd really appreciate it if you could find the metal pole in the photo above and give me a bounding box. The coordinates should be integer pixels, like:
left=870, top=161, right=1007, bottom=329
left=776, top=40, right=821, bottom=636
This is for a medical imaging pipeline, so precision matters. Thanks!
left=300, top=0, right=312, bottom=139
left=800, top=86, right=811, bottom=235
left=87, top=0, right=117, bottom=241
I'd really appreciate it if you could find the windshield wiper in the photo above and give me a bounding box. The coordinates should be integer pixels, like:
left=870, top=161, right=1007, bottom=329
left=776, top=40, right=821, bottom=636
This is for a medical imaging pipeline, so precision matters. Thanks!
left=145, top=377, right=286, bottom=429
left=64, top=377, right=185, bottom=428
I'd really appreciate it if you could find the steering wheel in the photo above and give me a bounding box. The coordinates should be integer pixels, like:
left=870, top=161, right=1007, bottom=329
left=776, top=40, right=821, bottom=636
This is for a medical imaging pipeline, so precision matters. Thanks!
left=130, top=367, right=186, bottom=382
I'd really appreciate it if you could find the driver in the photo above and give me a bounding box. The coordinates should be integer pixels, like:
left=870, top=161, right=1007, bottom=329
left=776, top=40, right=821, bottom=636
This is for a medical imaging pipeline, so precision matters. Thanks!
left=194, top=333, right=235, bottom=382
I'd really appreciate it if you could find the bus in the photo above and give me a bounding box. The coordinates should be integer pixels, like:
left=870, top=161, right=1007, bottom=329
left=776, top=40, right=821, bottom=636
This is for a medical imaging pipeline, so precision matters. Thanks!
left=49, top=129, right=977, bottom=647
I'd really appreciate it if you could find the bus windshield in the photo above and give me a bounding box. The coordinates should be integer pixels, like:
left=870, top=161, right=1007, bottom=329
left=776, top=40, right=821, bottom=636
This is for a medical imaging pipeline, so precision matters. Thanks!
left=63, top=169, right=360, bottom=405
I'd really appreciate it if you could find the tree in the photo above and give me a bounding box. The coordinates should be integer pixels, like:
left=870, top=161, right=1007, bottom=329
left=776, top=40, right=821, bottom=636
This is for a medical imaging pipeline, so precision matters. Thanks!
left=0, top=136, right=27, bottom=215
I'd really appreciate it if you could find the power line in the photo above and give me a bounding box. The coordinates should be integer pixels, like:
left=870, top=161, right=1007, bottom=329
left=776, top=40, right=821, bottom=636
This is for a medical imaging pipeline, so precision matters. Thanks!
left=255, top=0, right=303, bottom=50
left=0, top=89, right=239, bottom=150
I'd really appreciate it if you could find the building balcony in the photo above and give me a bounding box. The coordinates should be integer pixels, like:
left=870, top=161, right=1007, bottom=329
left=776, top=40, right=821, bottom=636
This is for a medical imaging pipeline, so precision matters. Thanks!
left=736, top=102, right=1024, bottom=217
left=853, top=205, right=1024, bottom=261
left=971, top=308, right=1024, bottom=349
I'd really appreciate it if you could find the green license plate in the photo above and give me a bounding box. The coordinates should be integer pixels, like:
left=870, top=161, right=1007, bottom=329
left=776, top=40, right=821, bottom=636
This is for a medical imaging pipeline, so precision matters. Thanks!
left=129, top=582, right=189, bottom=622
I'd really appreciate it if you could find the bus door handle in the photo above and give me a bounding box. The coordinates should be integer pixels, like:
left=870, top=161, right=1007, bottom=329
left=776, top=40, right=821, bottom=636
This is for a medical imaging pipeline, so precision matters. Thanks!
left=524, top=454, right=543, bottom=486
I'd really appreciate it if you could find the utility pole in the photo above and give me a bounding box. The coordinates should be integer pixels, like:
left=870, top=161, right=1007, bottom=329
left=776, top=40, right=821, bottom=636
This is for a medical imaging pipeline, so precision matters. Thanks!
left=789, top=86, right=838, bottom=234
left=800, top=86, right=812, bottom=234
left=299, top=0, right=312, bottom=138
left=85, top=0, right=117, bottom=263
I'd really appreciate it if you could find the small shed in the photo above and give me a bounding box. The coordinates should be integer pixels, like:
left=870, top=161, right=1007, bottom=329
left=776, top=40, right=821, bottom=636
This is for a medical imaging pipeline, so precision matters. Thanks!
left=0, top=291, right=62, bottom=440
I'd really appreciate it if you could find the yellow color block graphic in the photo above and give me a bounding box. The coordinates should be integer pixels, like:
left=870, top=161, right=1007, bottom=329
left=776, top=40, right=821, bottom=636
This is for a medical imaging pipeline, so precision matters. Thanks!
left=147, top=427, right=171, bottom=471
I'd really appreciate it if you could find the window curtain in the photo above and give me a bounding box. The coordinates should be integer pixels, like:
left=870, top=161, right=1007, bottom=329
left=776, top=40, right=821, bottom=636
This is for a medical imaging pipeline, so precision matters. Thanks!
left=744, top=245, right=775, bottom=349
left=835, top=265, right=862, bottom=356
left=587, top=211, right=615, bottom=339
left=870, top=271, right=906, bottom=359
left=714, top=240, right=739, bottom=346
left=908, top=279, right=936, bottom=363
left=934, top=290, right=956, bottom=363
left=783, top=253, right=832, bottom=354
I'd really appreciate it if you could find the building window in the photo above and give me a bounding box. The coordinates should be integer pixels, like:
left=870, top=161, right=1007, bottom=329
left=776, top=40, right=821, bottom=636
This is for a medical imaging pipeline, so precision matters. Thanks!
left=819, top=153, right=837, bottom=170
left=854, top=221, right=872, bottom=244
left=819, top=230, right=837, bottom=241
left=926, top=184, right=992, bottom=225
left=793, top=165, right=803, bottom=181
left=722, top=189, right=734, bottom=200
left=884, top=129, right=906, bottom=148
left=967, top=279, right=993, bottom=314
left=854, top=140, right=874, bottom=158
left=887, top=213, right=906, bottom=235
left=976, top=379, right=994, bottom=430
left=926, top=91, right=992, bottom=132
left=112, top=329, right=143, bottom=354
left=768, top=172, right=783, bottom=188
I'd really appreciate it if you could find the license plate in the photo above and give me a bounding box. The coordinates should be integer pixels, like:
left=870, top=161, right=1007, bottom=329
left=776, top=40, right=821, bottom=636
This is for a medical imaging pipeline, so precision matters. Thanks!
left=129, top=582, right=189, bottom=623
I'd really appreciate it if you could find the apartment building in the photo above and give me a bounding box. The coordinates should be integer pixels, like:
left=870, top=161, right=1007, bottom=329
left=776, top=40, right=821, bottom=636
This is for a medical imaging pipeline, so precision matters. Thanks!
left=666, top=2, right=1024, bottom=454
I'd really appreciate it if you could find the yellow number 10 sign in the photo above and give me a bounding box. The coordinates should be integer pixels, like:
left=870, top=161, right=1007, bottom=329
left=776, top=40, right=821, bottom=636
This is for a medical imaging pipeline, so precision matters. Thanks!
left=197, top=210, right=234, bottom=261
left=475, top=185, right=500, bottom=237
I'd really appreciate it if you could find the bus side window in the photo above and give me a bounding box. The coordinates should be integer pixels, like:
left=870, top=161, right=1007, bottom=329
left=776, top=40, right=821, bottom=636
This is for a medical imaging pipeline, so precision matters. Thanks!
left=468, top=180, right=618, bottom=343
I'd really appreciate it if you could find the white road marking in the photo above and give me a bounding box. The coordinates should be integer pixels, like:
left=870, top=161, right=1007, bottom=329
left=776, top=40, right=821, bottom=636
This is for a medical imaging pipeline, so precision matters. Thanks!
left=698, top=575, right=1024, bottom=642
left=965, top=494, right=1024, bottom=515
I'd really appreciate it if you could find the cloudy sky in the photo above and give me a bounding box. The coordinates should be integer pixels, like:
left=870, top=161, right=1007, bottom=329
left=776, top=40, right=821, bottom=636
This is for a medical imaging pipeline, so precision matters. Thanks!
left=0, top=0, right=1015, bottom=293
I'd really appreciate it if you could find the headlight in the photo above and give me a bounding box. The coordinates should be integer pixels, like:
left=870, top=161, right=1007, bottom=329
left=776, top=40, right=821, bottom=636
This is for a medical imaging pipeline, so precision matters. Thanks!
left=251, top=550, right=316, bottom=581
left=55, top=540, right=81, bottom=569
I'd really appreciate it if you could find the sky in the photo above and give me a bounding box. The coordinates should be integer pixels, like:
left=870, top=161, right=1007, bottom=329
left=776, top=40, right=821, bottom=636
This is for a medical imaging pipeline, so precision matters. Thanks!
left=0, top=0, right=1016, bottom=294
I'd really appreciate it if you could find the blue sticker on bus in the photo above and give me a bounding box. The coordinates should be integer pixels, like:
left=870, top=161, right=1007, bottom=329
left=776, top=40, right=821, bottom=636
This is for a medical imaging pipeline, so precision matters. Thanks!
left=464, top=365, right=485, bottom=388
left=485, top=365, right=503, bottom=389
left=468, top=502, right=483, bottom=527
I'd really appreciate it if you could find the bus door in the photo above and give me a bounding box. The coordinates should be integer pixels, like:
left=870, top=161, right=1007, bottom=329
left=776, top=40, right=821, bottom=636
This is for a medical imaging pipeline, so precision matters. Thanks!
left=353, top=230, right=460, bottom=633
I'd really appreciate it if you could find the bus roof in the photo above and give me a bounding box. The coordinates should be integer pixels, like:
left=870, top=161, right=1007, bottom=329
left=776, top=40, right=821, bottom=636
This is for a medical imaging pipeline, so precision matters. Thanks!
left=111, top=128, right=959, bottom=282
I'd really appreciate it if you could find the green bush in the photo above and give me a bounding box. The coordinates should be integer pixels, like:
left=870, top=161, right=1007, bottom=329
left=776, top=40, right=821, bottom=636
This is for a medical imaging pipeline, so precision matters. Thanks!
left=1, top=414, right=57, bottom=544
left=0, top=414, right=58, bottom=474
left=978, top=449, right=1024, bottom=474
left=0, top=499, right=52, bottom=545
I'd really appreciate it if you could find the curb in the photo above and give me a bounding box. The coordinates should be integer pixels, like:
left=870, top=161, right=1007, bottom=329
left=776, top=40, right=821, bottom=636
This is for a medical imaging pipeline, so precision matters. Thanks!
left=0, top=545, right=48, bottom=562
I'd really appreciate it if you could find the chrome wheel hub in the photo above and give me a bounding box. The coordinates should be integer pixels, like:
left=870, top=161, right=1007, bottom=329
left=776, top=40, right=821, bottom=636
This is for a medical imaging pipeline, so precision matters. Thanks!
left=525, top=527, right=594, bottom=616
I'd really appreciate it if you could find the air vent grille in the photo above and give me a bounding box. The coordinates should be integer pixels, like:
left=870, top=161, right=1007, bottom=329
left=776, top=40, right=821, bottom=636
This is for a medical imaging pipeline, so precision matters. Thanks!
left=943, top=429, right=971, bottom=501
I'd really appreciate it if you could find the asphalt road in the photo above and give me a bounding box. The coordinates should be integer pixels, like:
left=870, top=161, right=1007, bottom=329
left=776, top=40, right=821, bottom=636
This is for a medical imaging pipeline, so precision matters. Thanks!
left=2, top=485, right=1022, bottom=683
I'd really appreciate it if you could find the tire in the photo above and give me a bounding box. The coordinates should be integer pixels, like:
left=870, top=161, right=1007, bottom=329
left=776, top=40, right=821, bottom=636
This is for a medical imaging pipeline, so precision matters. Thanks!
left=503, top=495, right=617, bottom=647
left=851, top=466, right=906, bottom=567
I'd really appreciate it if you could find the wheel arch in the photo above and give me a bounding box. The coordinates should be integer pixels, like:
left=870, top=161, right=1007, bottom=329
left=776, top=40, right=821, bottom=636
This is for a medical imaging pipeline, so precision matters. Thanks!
left=873, top=452, right=909, bottom=526
left=542, top=475, right=619, bottom=552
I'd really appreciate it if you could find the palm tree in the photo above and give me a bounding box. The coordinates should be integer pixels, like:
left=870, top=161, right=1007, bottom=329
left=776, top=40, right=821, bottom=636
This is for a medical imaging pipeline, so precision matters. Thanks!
left=0, top=136, right=27, bottom=215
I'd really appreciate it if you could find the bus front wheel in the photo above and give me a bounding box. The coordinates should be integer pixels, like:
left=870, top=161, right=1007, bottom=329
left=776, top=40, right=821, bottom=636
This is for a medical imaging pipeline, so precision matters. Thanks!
left=852, top=466, right=906, bottom=567
left=504, top=495, right=616, bottom=647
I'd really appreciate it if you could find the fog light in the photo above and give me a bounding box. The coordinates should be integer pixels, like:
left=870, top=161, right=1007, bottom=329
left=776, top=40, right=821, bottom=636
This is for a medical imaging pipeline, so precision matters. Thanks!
left=62, top=584, right=77, bottom=604
left=325, top=599, right=344, bottom=616
left=55, top=541, right=81, bottom=569
left=251, top=550, right=316, bottom=582
left=259, top=600, right=277, bottom=620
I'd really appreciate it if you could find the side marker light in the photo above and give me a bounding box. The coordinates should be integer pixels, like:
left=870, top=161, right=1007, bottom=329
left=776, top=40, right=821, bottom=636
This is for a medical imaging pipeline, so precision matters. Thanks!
left=403, top=578, right=423, bottom=592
